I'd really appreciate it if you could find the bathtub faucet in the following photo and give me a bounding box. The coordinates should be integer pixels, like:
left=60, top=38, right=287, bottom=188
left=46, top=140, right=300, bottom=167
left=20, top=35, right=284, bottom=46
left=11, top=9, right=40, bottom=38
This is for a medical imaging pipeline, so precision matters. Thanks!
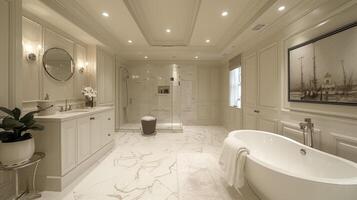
left=299, top=118, right=314, bottom=148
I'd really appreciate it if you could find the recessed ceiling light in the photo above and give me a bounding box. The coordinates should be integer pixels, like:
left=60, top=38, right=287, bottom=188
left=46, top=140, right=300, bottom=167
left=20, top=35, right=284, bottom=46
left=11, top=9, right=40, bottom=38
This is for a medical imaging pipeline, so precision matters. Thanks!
left=278, top=6, right=285, bottom=11
left=205, top=39, right=211, bottom=43
left=128, top=40, right=133, bottom=43
left=144, top=56, right=148, bottom=59
left=194, top=56, right=199, bottom=59
left=221, top=11, right=228, bottom=16
left=102, top=12, right=109, bottom=17
left=166, top=29, right=171, bottom=33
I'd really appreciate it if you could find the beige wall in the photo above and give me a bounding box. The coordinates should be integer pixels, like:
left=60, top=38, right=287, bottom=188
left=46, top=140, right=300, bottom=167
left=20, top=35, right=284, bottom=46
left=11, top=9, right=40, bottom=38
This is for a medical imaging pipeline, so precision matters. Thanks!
left=0, top=0, right=9, bottom=108
left=0, top=13, right=93, bottom=198
left=279, top=4, right=357, bottom=159
left=0, top=0, right=22, bottom=198
left=222, top=2, right=357, bottom=163
left=22, top=16, right=90, bottom=110
left=0, top=1, right=13, bottom=199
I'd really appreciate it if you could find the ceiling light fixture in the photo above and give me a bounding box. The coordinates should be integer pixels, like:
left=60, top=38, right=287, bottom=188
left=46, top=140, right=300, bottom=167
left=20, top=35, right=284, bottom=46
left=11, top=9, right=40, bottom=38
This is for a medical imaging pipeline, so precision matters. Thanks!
left=205, top=39, right=211, bottom=43
left=102, top=12, right=109, bottom=17
left=144, top=56, right=148, bottom=59
left=221, top=11, right=228, bottom=16
left=166, top=29, right=171, bottom=33
left=128, top=40, right=133, bottom=43
left=252, top=24, right=266, bottom=31
left=194, top=56, right=199, bottom=59
left=318, top=20, right=328, bottom=27
left=278, top=6, right=285, bottom=11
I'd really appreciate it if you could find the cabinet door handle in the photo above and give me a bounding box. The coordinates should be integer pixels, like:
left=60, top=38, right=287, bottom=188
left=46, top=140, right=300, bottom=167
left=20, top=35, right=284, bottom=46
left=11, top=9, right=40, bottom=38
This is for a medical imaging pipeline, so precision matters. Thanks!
left=254, top=110, right=260, bottom=113
left=90, top=117, right=95, bottom=120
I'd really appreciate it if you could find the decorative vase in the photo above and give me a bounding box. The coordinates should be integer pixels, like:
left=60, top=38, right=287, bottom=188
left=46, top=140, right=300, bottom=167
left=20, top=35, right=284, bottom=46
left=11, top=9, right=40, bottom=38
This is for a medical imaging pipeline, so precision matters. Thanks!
left=85, top=97, right=94, bottom=108
left=0, top=137, right=35, bottom=166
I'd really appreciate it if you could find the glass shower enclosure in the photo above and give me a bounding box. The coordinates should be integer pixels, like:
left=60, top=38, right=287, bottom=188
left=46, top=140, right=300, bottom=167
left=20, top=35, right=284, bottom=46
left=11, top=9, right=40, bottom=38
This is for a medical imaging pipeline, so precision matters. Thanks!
left=119, top=64, right=182, bottom=132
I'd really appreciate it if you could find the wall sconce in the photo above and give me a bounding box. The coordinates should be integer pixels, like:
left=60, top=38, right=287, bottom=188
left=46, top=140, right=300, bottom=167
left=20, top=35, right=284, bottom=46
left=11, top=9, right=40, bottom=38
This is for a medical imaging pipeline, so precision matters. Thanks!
left=24, top=44, right=42, bottom=63
left=79, top=62, right=89, bottom=73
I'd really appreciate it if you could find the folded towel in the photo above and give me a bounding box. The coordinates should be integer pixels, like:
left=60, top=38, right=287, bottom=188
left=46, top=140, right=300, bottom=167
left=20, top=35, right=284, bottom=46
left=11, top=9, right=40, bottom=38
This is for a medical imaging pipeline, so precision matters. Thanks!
left=219, top=136, right=248, bottom=189
left=234, top=149, right=248, bottom=189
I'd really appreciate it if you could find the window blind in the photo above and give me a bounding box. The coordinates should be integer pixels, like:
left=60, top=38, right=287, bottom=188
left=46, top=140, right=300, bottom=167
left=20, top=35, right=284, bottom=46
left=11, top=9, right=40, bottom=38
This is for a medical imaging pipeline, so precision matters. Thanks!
left=228, top=54, right=241, bottom=71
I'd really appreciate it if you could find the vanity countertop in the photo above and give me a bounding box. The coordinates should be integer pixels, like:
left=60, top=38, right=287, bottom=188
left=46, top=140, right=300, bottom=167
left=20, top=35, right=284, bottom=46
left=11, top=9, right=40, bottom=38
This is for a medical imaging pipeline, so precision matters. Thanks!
left=35, top=106, right=114, bottom=122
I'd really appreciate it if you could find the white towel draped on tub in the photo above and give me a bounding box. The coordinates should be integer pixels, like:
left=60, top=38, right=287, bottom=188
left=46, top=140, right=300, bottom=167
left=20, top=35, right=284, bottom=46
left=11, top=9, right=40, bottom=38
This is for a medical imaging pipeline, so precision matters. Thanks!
left=219, top=136, right=249, bottom=189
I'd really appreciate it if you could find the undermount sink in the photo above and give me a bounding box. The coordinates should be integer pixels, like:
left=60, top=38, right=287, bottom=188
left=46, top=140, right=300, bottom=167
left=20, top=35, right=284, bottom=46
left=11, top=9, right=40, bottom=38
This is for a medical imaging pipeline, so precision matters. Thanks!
left=35, top=107, right=113, bottom=121
left=66, top=109, right=91, bottom=113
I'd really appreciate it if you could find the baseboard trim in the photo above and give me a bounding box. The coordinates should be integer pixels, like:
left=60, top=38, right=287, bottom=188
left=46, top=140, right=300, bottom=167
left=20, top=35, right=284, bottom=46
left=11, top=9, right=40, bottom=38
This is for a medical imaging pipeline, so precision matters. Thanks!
left=37, top=141, right=114, bottom=191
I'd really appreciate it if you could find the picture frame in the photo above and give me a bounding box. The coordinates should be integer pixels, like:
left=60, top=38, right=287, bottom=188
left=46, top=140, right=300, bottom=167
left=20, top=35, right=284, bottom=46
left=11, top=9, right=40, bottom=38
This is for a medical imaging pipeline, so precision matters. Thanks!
left=288, top=22, right=357, bottom=105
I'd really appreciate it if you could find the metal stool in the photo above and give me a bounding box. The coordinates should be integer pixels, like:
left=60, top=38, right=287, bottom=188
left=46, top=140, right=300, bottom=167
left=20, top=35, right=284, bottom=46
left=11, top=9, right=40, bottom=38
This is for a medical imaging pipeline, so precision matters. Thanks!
left=0, top=152, right=45, bottom=200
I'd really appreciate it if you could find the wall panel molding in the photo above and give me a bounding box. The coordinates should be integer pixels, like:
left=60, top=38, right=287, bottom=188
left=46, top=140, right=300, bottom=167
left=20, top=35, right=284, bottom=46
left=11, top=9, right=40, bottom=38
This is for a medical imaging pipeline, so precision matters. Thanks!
left=258, top=118, right=278, bottom=133
left=280, top=120, right=321, bottom=149
left=0, top=0, right=22, bottom=198
left=330, top=132, right=357, bottom=163
left=8, top=0, right=23, bottom=108
left=22, top=16, right=89, bottom=104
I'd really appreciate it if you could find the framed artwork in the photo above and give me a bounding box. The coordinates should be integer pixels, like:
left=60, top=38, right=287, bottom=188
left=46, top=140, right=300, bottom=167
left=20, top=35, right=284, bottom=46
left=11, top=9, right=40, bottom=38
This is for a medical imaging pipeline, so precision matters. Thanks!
left=288, top=22, right=357, bottom=105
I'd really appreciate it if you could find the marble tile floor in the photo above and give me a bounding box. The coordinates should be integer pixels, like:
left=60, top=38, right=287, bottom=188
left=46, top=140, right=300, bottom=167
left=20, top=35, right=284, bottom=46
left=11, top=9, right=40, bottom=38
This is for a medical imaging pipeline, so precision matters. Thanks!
left=39, top=126, right=259, bottom=200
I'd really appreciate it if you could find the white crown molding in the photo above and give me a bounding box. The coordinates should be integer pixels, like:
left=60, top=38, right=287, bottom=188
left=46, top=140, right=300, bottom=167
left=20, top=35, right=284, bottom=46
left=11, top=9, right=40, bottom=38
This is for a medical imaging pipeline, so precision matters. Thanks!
left=22, top=12, right=88, bottom=48
left=29, top=0, right=280, bottom=61
left=215, top=0, right=278, bottom=52
left=124, top=0, right=201, bottom=46
left=118, top=45, right=218, bottom=54
left=125, top=59, right=224, bottom=66
left=223, top=0, right=355, bottom=61
left=38, top=0, right=122, bottom=54
left=28, top=0, right=352, bottom=63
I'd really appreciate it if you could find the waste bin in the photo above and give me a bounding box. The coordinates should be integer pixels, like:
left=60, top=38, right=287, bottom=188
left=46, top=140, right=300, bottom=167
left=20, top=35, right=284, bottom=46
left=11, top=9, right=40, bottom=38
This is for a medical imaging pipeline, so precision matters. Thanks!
left=141, top=116, right=156, bottom=135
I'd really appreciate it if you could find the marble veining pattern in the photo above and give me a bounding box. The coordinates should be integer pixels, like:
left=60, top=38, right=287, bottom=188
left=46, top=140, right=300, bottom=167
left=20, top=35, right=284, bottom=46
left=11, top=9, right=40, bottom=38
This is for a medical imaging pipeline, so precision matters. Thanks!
left=40, top=126, right=258, bottom=200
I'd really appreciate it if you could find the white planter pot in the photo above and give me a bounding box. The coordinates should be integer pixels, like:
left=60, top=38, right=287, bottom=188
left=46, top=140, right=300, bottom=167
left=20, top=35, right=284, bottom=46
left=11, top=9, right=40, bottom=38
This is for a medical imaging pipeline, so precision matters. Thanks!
left=0, top=137, right=35, bottom=166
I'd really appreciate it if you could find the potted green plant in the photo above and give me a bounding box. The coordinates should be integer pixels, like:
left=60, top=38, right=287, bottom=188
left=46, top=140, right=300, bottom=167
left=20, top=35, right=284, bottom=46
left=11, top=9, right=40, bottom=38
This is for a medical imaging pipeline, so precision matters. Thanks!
left=0, top=107, right=44, bottom=166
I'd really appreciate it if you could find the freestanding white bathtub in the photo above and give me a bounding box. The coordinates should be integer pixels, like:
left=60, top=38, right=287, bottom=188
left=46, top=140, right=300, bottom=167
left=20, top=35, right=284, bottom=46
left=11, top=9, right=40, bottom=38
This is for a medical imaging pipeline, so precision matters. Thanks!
left=229, top=130, right=357, bottom=200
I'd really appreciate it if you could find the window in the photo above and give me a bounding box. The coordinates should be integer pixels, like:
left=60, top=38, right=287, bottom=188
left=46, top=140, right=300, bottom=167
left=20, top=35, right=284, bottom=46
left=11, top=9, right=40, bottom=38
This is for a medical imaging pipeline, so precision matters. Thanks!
left=229, top=67, right=241, bottom=108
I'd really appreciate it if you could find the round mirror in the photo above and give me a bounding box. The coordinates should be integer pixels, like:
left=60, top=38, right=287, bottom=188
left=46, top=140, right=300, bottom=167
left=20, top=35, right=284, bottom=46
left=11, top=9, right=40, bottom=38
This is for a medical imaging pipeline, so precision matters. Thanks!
left=43, top=48, right=75, bottom=81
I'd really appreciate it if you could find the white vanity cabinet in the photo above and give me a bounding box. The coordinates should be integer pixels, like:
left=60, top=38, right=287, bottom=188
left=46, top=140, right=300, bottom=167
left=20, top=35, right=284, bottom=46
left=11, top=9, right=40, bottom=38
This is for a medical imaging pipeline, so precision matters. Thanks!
left=90, top=112, right=104, bottom=153
left=34, top=107, right=115, bottom=191
left=89, top=110, right=114, bottom=153
left=77, top=117, right=91, bottom=164
left=61, top=120, right=77, bottom=175
left=102, top=110, right=115, bottom=146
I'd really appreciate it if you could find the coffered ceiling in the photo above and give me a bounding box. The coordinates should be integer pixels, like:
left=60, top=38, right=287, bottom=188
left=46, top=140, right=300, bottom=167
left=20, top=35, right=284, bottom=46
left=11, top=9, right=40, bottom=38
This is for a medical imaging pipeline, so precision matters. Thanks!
left=22, top=0, right=356, bottom=61
left=124, top=0, right=201, bottom=46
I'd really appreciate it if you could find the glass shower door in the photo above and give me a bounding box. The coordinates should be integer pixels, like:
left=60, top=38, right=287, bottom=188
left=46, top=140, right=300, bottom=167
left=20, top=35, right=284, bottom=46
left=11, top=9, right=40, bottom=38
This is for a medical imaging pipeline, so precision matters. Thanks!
left=119, top=64, right=182, bottom=132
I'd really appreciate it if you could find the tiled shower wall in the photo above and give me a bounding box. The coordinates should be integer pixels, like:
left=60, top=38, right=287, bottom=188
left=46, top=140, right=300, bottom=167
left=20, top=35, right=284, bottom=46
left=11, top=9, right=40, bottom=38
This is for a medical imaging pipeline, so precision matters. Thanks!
left=122, top=61, right=223, bottom=125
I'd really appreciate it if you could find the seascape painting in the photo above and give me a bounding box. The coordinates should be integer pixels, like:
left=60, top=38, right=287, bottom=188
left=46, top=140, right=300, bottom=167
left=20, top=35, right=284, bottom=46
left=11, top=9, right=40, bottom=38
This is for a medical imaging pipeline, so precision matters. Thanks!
left=288, top=22, right=357, bottom=105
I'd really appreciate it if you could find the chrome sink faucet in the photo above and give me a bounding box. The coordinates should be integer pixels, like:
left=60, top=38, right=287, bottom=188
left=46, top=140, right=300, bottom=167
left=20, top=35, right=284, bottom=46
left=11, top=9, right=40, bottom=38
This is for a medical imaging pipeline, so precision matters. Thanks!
left=299, top=118, right=314, bottom=148
left=60, top=99, right=72, bottom=112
